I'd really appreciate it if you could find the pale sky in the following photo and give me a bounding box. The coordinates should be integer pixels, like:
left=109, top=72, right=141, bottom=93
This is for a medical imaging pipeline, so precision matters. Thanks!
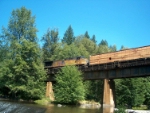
left=0, top=0, right=150, bottom=49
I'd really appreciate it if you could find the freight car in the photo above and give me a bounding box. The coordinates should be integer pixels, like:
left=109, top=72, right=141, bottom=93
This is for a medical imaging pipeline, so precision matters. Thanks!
left=44, top=56, right=88, bottom=69
left=90, top=46, right=150, bottom=65
left=45, top=46, right=150, bottom=70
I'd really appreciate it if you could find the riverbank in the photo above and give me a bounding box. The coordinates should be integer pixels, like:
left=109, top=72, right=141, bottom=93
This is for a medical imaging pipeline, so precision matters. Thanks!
left=0, top=97, right=35, bottom=104
left=1, top=98, right=150, bottom=113
left=126, top=109, right=150, bottom=113
left=78, top=100, right=100, bottom=109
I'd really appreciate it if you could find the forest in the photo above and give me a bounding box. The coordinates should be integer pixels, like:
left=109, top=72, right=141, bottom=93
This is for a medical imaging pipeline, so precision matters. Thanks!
left=0, top=7, right=150, bottom=107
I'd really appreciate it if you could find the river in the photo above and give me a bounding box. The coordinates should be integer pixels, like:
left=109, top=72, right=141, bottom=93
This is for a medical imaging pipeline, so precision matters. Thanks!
left=0, top=100, right=110, bottom=113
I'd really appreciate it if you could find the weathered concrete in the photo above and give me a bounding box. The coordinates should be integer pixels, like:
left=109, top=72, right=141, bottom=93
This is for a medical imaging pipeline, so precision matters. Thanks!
left=103, top=79, right=115, bottom=107
left=46, top=82, right=54, bottom=101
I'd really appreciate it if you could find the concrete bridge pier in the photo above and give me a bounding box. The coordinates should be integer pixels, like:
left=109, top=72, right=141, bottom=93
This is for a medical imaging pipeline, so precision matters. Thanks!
left=103, top=79, right=116, bottom=107
left=46, top=82, right=54, bottom=101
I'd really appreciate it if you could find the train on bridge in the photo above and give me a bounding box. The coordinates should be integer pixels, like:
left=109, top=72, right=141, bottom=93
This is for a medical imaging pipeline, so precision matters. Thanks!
left=44, top=56, right=89, bottom=68
left=44, top=46, right=150, bottom=70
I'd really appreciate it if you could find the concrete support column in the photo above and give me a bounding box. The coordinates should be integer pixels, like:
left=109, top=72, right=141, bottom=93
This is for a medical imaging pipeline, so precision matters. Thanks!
left=103, top=79, right=115, bottom=107
left=46, top=82, right=54, bottom=101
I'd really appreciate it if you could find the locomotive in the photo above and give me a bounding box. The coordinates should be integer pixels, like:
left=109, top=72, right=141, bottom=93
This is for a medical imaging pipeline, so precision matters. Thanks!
left=44, top=56, right=89, bottom=69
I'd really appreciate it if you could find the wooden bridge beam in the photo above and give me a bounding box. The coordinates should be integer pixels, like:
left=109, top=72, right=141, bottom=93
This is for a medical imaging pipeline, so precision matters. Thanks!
left=46, top=82, right=54, bottom=101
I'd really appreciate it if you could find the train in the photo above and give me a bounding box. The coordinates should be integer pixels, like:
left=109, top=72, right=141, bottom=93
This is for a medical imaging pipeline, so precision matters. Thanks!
left=44, top=56, right=89, bottom=69
left=44, top=46, right=150, bottom=69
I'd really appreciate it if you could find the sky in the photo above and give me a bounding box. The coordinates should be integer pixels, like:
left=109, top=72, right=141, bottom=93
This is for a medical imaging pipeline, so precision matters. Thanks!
left=0, top=0, right=150, bottom=49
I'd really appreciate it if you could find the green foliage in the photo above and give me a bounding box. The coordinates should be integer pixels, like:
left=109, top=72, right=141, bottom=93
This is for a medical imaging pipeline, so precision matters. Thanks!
left=115, top=106, right=126, bottom=113
left=0, top=33, right=9, bottom=61
left=84, top=31, right=90, bottom=39
left=8, top=7, right=37, bottom=42
left=42, top=28, right=59, bottom=61
left=91, top=35, right=97, bottom=43
left=54, top=66, right=85, bottom=104
left=51, top=42, right=90, bottom=60
left=109, top=45, right=117, bottom=52
left=74, top=36, right=98, bottom=55
left=132, top=105, right=148, bottom=110
left=34, top=97, right=51, bottom=105
left=143, top=77, right=150, bottom=105
left=120, top=45, right=128, bottom=50
left=0, top=7, right=46, bottom=100
left=99, top=39, right=108, bottom=46
left=97, top=45, right=110, bottom=54
left=115, top=78, right=146, bottom=107
left=62, top=25, right=75, bottom=45
left=84, top=80, right=103, bottom=102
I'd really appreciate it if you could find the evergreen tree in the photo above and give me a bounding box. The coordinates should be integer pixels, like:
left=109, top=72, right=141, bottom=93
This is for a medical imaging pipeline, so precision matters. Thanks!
left=115, top=78, right=146, bottom=107
left=0, top=32, right=9, bottom=61
left=51, top=43, right=89, bottom=60
left=74, top=36, right=98, bottom=55
left=84, top=31, right=90, bottom=39
left=55, top=66, right=85, bottom=104
left=0, top=7, right=46, bottom=100
left=91, top=35, right=97, bottom=43
left=97, top=45, right=110, bottom=54
left=62, top=25, right=75, bottom=45
left=143, top=77, right=150, bottom=105
left=99, top=39, right=108, bottom=46
left=42, top=28, right=59, bottom=61
left=109, top=45, right=117, bottom=52
left=120, top=45, right=128, bottom=50
left=84, top=80, right=103, bottom=102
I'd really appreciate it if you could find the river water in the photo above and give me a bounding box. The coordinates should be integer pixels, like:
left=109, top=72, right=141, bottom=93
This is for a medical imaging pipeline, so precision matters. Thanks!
left=0, top=100, right=111, bottom=113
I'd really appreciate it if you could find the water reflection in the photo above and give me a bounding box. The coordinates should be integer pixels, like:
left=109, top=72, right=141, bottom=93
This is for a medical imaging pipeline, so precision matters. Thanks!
left=101, top=106, right=114, bottom=113
left=45, top=105, right=100, bottom=113
left=0, top=100, right=115, bottom=113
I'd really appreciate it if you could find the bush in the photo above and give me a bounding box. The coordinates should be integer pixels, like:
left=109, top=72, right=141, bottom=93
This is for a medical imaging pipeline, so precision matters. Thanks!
left=54, top=65, right=85, bottom=104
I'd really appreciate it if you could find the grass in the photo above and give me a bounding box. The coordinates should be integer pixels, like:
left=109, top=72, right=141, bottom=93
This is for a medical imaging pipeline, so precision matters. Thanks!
left=115, top=106, right=126, bottom=113
left=34, top=97, right=51, bottom=105
left=132, top=105, right=148, bottom=110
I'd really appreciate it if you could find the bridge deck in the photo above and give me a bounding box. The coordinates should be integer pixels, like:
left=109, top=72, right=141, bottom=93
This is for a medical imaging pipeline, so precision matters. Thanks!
left=45, top=57, right=150, bottom=81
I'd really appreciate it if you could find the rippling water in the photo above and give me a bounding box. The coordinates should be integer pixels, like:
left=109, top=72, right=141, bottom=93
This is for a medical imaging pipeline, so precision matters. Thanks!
left=0, top=100, right=46, bottom=113
left=0, top=100, right=102, bottom=113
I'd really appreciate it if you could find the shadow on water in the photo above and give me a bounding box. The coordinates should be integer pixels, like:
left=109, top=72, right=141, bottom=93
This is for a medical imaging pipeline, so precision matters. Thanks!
left=0, top=100, right=114, bottom=113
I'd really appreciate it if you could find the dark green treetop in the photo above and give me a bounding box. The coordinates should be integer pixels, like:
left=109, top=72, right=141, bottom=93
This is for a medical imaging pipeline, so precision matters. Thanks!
left=99, top=39, right=108, bottom=46
left=62, top=25, right=75, bottom=45
left=109, top=45, right=117, bottom=52
left=84, top=31, right=90, bottom=39
left=42, top=28, right=59, bottom=61
left=91, top=35, right=97, bottom=43
left=115, top=78, right=146, bottom=107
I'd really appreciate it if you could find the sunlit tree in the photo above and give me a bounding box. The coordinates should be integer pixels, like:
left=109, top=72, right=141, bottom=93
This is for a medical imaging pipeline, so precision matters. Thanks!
left=55, top=66, right=85, bottom=104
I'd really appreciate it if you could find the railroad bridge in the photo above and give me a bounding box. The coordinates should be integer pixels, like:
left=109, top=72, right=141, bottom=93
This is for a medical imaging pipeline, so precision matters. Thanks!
left=45, top=46, right=150, bottom=106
